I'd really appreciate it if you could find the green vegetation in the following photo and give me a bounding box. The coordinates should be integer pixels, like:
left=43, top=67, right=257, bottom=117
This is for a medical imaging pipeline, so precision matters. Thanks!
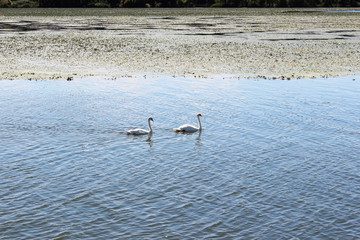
left=1, top=0, right=359, bottom=7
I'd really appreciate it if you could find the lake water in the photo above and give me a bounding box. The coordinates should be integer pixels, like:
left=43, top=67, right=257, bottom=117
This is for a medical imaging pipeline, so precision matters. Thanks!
left=1, top=76, right=359, bottom=239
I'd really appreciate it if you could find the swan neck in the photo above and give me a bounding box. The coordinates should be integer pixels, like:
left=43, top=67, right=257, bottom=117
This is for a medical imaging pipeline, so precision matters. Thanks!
left=148, top=119, right=153, bottom=132
left=197, top=115, right=202, bottom=130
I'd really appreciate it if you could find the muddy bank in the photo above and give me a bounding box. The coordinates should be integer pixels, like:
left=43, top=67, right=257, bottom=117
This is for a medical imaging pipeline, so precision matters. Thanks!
left=1, top=8, right=360, bottom=80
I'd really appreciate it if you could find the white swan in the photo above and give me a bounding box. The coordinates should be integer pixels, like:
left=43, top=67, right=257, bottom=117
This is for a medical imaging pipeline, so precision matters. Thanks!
left=174, top=113, right=202, bottom=132
left=127, top=117, right=153, bottom=135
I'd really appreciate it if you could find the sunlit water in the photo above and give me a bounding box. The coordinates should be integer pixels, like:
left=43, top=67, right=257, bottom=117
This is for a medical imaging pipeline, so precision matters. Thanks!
left=1, top=76, right=359, bottom=239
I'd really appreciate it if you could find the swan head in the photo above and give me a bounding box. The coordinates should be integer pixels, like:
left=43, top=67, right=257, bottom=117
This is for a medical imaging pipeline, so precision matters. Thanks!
left=148, top=117, right=154, bottom=122
left=197, top=113, right=202, bottom=117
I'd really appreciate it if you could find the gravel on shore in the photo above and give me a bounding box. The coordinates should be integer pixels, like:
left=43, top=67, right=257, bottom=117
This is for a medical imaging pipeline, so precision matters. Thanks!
left=1, top=8, right=360, bottom=80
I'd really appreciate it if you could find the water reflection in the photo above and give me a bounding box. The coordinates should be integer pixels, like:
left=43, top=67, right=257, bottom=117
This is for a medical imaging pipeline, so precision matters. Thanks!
left=146, top=132, right=153, bottom=147
left=195, top=130, right=203, bottom=146
left=196, top=129, right=202, bottom=140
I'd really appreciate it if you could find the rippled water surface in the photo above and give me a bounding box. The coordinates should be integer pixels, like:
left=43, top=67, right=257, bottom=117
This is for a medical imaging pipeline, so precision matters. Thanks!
left=1, top=76, right=359, bottom=239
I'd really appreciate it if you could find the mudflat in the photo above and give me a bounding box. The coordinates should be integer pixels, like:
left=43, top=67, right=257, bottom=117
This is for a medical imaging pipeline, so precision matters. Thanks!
left=1, top=8, right=359, bottom=80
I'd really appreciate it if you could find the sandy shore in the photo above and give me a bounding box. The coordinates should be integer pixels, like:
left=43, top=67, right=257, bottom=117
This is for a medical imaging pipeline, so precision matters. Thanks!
left=1, top=8, right=360, bottom=80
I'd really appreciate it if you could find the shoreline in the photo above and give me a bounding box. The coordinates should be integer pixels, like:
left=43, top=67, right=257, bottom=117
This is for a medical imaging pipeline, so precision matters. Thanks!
left=1, top=8, right=360, bottom=80
left=2, top=73, right=359, bottom=82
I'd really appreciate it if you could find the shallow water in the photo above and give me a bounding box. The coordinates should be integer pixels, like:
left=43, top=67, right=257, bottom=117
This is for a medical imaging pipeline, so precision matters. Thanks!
left=325, top=10, right=360, bottom=13
left=1, top=76, right=359, bottom=239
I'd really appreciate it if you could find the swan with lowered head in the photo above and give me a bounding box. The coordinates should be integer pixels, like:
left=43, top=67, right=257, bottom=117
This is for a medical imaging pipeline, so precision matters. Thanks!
left=127, top=117, right=153, bottom=135
left=174, top=113, right=202, bottom=132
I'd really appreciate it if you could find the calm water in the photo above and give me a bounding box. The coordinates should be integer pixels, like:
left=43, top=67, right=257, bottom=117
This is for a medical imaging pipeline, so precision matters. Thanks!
left=1, top=76, right=359, bottom=239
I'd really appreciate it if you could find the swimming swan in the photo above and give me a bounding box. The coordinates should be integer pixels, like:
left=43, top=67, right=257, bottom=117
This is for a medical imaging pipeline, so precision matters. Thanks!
left=174, top=113, right=202, bottom=132
left=127, top=117, right=153, bottom=135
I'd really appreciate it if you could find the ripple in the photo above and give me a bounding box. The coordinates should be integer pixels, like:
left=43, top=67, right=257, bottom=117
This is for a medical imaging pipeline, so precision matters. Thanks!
left=0, top=76, right=360, bottom=239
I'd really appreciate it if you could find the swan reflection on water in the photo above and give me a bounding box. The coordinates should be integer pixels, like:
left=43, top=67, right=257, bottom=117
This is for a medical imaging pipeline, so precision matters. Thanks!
left=125, top=130, right=154, bottom=147
left=196, top=129, right=202, bottom=141
left=127, top=129, right=202, bottom=148
left=175, top=129, right=202, bottom=137
left=195, top=130, right=203, bottom=146
left=146, top=133, right=153, bottom=147
left=175, top=128, right=203, bottom=146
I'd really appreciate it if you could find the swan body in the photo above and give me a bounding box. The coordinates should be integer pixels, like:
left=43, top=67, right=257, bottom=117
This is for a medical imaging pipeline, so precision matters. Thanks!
left=127, top=117, right=153, bottom=135
left=175, top=124, right=199, bottom=132
left=174, top=113, right=202, bottom=132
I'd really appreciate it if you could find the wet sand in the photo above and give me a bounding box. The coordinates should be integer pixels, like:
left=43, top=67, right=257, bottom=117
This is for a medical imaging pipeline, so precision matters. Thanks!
left=0, top=8, right=360, bottom=80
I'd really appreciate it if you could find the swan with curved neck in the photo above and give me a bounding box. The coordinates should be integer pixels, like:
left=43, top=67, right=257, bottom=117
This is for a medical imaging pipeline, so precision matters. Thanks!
left=127, top=117, right=153, bottom=135
left=174, top=113, right=202, bottom=132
